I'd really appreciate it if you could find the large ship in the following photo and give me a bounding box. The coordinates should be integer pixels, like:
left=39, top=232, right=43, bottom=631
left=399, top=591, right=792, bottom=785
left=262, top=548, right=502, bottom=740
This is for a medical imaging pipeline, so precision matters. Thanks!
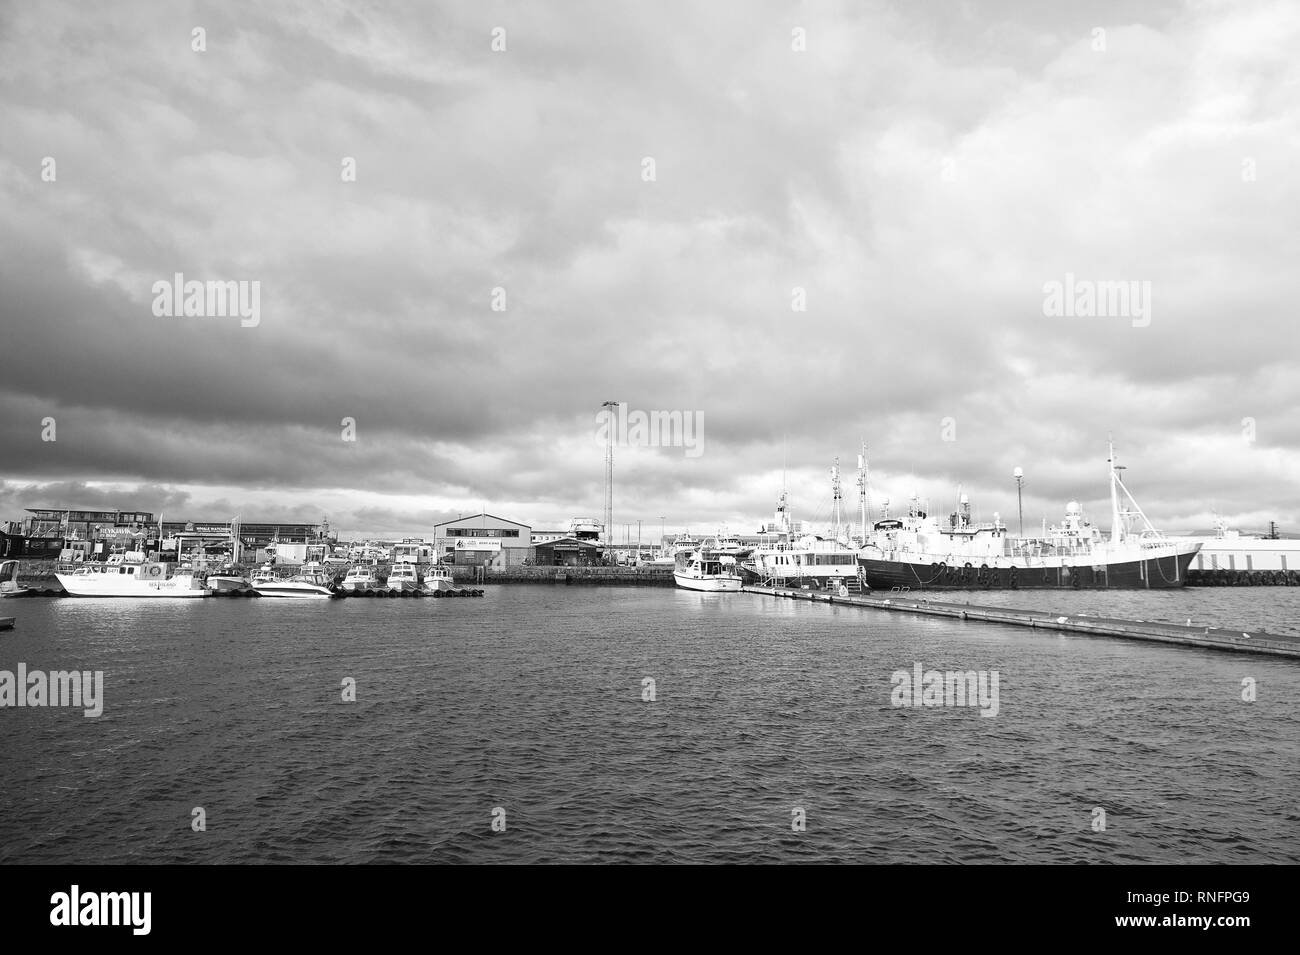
left=857, top=441, right=1201, bottom=590
left=743, top=459, right=862, bottom=589
left=55, top=552, right=210, bottom=597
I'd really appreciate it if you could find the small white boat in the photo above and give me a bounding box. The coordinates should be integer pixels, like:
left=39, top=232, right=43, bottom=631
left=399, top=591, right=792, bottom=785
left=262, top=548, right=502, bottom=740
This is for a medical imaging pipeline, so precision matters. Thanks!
left=386, top=563, right=419, bottom=593
left=674, top=552, right=743, bottom=592
left=203, top=561, right=250, bottom=593
left=422, top=564, right=456, bottom=592
left=1, top=559, right=34, bottom=598
left=55, top=552, right=210, bottom=598
left=341, top=564, right=381, bottom=593
left=205, top=573, right=250, bottom=593
left=254, top=563, right=335, bottom=598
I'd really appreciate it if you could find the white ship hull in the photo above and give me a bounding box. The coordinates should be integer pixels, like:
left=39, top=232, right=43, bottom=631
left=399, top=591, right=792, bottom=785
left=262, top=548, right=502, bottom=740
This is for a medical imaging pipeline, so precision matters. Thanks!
left=205, top=574, right=249, bottom=593
left=254, top=582, right=334, bottom=598
left=673, top=570, right=743, bottom=592
left=55, top=573, right=210, bottom=598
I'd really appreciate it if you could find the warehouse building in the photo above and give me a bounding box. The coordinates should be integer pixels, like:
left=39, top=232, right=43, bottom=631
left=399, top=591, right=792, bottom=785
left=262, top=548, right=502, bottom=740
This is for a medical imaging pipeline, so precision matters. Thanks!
left=433, top=513, right=533, bottom=567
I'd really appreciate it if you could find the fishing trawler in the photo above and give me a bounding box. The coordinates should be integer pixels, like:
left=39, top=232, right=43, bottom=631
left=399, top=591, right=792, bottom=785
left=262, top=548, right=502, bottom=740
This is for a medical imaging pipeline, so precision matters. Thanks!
left=54, top=552, right=210, bottom=597
left=857, top=440, right=1201, bottom=590
left=744, top=457, right=862, bottom=589
left=673, top=551, right=743, bottom=591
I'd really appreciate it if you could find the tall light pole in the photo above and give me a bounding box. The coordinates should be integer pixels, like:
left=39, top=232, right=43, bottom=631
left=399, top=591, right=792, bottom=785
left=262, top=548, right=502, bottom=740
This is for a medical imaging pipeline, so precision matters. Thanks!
left=660, top=515, right=666, bottom=556
left=1013, top=467, right=1025, bottom=536
left=602, top=400, right=619, bottom=562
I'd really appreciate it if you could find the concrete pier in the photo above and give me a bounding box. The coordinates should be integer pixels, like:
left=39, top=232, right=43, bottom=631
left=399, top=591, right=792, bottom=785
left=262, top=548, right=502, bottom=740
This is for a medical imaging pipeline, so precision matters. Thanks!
left=744, top=586, right=1300, bottom=659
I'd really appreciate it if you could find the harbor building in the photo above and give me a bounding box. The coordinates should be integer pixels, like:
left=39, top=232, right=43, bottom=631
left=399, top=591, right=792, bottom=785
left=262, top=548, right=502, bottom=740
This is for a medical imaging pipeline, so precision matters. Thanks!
left=534, top=537, right=603, bottom=566
left=433, top=513, right=533, bottom=567
left=20, top=507, right=156, bottom=541
left=1185, top=527, right=1300, bottom=573
left=5, top=507, right=335, bottom=563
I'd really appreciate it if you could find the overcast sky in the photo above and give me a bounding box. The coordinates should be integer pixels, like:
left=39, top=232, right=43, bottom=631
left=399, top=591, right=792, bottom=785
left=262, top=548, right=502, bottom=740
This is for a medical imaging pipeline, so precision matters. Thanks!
left=2, top=0, right=1296, bottom=540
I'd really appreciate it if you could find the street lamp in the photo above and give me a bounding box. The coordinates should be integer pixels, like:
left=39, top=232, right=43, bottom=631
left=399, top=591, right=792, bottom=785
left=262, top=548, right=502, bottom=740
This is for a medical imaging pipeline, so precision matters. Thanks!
left=1013, top=467, right=1025, bottom=537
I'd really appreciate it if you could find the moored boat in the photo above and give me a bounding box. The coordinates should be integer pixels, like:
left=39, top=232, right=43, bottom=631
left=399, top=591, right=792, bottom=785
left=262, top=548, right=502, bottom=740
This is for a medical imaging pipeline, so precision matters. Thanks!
left=674, top=552, right=743, bottom=591
left=54, top=552, right=210, bottom=598
left=0, top=559, right=35, bottom=598
left=253, top=563, right=335, bottom=598
left=422, top=564, right=456, bottom=592
left=857, top=440, right=1201, bottom=591
left=386, top=563, right=419, bottom=593
left=341, top=563, right=381, bottom=593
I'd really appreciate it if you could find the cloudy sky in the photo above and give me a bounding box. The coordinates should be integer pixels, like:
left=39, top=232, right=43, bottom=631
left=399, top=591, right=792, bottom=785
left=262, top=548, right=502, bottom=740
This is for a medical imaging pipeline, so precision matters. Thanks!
left=2, top=0, right=1297, bottom=541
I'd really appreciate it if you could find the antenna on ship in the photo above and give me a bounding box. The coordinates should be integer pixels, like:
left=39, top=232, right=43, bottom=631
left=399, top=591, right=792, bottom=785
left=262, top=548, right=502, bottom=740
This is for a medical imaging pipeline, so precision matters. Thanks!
left=856, top=440, right=871, bottom=546
left=1108, top=436, right=1161, bottom=543
left=830, top=457, right=843, bottom=540
left=1109, top=435, right=1124, bottom=543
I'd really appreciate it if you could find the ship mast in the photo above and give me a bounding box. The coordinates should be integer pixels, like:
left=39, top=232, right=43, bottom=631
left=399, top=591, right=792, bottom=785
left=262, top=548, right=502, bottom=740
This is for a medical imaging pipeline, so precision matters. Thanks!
left=830, top=457, right=843, bottom=540
left=1109, top=437, right=1122, bottom=544
left=1109, top=437, right=1161, bottom=541
left=856, top=441, right=871, bottom=545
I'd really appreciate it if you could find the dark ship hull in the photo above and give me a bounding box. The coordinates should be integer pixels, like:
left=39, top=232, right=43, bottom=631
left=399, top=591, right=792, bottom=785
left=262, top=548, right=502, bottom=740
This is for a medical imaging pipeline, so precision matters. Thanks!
left=858, top=550, right=1198, bottom=591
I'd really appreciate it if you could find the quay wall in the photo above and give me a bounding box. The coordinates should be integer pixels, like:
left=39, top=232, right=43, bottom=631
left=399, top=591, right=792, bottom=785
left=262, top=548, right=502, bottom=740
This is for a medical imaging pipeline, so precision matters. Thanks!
left=451, top=565, right=675, bottom=586
left=11, top=559, right=675, bottom=589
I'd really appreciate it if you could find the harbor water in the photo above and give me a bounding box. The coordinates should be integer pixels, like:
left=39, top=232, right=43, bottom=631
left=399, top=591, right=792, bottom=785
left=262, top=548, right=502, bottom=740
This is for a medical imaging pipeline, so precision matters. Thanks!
left=2, top=586, right=1298, bottom=864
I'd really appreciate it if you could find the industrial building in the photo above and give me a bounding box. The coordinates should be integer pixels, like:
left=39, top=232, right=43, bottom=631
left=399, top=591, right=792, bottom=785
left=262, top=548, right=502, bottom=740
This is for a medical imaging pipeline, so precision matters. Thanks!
left=433, top=513, right=533, bottom=567
left=2, top=507, right=335, bottom=562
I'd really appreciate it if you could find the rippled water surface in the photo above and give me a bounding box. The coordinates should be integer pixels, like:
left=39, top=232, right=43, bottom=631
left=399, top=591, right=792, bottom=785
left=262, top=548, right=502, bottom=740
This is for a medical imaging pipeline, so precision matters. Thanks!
left=2, top=586, right=1298, bottom=863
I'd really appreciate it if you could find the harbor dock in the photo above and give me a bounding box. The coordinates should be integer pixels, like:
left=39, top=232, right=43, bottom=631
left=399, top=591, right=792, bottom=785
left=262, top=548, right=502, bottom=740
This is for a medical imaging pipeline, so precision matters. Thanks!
left=744, top=585, right=1300, bottom=659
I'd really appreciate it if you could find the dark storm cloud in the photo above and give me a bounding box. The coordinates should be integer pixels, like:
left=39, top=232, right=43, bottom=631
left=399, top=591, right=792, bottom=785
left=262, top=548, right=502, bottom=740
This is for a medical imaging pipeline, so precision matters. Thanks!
left=1, top=0, right=1296, bottom=537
